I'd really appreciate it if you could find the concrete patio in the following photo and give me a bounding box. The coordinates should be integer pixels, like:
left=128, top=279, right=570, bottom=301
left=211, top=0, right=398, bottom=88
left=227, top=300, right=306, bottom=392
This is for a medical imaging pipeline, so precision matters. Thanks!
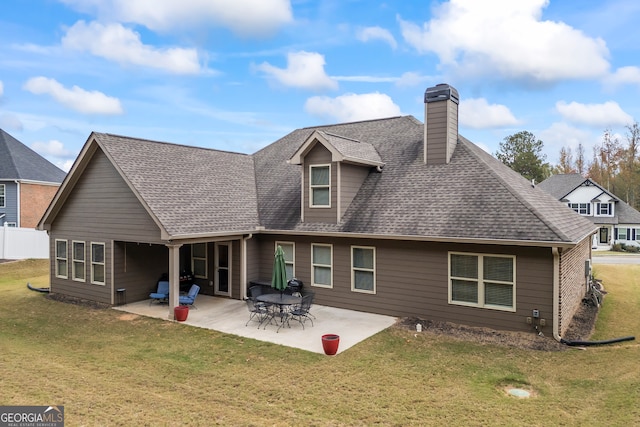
left=114, top=295, right=397, bottom=355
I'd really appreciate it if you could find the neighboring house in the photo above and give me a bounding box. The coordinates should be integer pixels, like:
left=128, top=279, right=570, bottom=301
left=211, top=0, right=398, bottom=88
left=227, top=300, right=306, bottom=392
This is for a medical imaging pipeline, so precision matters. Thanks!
left=0, top=129, right=66, bottom=228
left=38, top=84, right=597, bottom=339
left=538, top=173, right=640, bottom=248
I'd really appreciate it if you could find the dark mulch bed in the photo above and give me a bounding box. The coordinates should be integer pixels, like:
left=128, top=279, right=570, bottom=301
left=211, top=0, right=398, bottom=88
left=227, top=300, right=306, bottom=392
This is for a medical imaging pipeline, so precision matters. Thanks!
left=396, top=301, right=599, bottom=352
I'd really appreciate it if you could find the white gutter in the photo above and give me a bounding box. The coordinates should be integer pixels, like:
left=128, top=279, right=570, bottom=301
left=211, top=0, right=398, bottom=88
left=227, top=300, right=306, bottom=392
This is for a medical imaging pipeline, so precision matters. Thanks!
left=552, top=247, right=562, bottom=341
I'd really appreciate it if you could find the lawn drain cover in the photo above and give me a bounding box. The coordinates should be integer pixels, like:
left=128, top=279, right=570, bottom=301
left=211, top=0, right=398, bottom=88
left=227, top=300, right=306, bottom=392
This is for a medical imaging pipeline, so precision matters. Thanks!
left=507, top=388, right=531, bottom=398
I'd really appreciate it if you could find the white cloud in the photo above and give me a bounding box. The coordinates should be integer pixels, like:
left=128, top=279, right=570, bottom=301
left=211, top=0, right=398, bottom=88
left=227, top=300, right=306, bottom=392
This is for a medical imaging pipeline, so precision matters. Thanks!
left=357, top=26, right=397, bottom=49
left=23, top=76, right=124, bottom=115
left=304, top=92, right=401, bottom=122
left=0, top=114, right=24, bottom=131
left=59, top=0, right=293, bottom=37
left=556, top=100, right=632, bottom=127
left=395, top=72, right=431, bottom=88
left=459, top=98, right=519, bottom=129
left=62, top=20, right=203, bottom=74
left=608, top=66, right=640, bottom=86
left=31, top=139, right=74, bottom=158
left=398, top=0, right=610, bottom=83
left=256, top=51, right=338, bottom=91
left=539, top=122, right=598, bottom=162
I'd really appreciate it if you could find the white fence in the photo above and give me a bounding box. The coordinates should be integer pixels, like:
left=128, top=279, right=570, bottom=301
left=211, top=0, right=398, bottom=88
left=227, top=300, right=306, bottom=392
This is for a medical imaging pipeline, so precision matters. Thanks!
left=0, top=225, right=49, bottom=259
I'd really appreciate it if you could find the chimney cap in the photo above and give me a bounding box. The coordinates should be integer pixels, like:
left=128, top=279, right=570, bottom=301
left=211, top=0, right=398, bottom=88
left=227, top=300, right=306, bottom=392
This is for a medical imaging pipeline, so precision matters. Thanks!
left=425, top=83, right=459, bottom=104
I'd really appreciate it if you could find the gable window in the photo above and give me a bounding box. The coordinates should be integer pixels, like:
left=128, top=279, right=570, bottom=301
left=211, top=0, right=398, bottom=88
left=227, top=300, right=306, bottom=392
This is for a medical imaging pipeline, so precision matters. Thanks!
left=596, top=203, right=612, bottom=216
left=55, top=239, right=68, bottom=279
left=449, top=252, right=515, bottom=311
left=568, top=203, right=590, bottom=215
left=191, top=243, right=207, bottom=278
left=0, top=184, right=4, bottom=207
left=276, top=241, right=295, bottom=280
left=311, top=243, right=332, bottom=287
left=91, top=242, right=105, bottom=285
left=310, top=165, right=330, bottom=207
left=72, top=241, right=85, bottom=282
left=351, top=246, right=376, bottom=294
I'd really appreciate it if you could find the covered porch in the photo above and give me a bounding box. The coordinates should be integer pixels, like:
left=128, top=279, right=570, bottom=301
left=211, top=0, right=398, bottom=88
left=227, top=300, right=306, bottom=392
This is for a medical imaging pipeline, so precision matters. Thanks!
left=114, top=295, right=397, bottom=354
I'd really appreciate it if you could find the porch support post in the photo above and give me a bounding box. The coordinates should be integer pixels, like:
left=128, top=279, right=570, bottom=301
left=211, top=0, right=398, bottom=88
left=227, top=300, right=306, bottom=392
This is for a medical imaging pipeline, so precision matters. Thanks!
left=167, top=243, right=182, bottom=320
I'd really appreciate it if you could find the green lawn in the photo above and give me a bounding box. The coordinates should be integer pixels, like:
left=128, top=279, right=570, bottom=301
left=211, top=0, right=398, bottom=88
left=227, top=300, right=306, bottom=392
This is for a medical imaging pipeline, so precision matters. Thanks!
left=1, top=259, right=639, bottom=426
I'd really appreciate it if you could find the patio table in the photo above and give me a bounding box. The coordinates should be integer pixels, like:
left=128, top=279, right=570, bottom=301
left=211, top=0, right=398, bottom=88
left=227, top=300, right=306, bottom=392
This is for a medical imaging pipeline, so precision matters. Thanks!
left=256, top=293, right=302, bottom=331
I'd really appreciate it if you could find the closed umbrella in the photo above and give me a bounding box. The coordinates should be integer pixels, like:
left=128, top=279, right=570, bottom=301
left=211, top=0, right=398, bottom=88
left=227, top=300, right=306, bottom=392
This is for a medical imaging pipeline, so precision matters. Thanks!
left=271, top=245, right=288, bottom=295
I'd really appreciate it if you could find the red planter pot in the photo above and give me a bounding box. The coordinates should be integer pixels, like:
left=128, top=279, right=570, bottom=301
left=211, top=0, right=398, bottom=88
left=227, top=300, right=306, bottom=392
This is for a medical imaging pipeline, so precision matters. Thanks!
left=322, top=334, right=340, bottom=355
left=174, top=306, right=189, bottom=322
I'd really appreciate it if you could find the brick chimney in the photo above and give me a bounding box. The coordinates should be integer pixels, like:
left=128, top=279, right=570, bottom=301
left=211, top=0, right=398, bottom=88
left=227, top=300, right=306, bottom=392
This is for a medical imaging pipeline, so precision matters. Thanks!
left=424, top=83, right=459, bottom=164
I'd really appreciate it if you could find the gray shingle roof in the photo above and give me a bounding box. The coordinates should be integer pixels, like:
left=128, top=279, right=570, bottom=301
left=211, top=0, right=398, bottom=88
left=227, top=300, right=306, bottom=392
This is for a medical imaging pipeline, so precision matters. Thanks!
left=255, top=116, right=595, bottom=244
left=94, top=133, right=259, bottom=236
left=539, top=173, right=640, bottom=225
left=0, top=129, right=66, bottom=182
left=319, top=131, right=383, bottom=165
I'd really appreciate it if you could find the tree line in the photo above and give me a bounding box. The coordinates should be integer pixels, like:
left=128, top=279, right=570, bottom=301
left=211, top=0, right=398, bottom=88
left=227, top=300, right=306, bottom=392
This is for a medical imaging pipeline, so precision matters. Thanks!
left=495, top=122, right=640, bottom=210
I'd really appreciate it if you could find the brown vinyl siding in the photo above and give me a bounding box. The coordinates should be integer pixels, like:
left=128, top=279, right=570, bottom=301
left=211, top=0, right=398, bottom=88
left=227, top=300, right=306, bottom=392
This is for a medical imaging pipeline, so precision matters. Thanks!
left=51, top=149, right=163, bottom=243
left=303, top=145, right=337, bottom=223
left=339, top=163, right=370, bottom=218
left=255, top=235, right=554, bottom=332
left=113, top=242, right=169, bottom=303
left=48, top=236, right=113, bottom=304
left=558, top=236, right=591, bottom=334
left=426, top=100, right=458, bottom=165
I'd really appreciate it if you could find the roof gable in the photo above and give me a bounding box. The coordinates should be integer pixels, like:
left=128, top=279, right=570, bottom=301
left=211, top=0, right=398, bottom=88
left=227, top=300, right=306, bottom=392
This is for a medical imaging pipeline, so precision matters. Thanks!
left=0, top=129, right=66, bottom=182
left=288, top=130, right=384, bottom=167
left=41, top=133, right=260, bottom=238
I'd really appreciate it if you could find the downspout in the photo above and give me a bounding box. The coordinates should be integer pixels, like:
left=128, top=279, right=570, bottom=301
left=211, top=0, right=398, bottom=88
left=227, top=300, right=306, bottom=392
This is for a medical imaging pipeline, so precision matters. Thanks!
left=241, top=233, right=253, bottom=300
left=552, top=247, right=562, bottom=342
left=14, top=180, right=20, bottom=227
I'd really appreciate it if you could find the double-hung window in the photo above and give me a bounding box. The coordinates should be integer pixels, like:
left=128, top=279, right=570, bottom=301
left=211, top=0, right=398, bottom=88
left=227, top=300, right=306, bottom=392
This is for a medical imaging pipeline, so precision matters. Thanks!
left=72, top=241, right=85, bottom=282
left=596, top=203, right=612, bottom=216
left=311, top=244, right=332, bottom=287
left=192, top=243, right=207, bottom=278
left=310, top=165, right=330, bottom=207
left=449, top=252, right=515, bottom=311
left=91, top=242, right=105, bottom=285
left=55, top=239, right=68, bottom=279
left=276, top=242, right=295, bottom=280
left=0, top=184, right=5, bottom=207
left=351, top=246, right=376, bottom=293
left=568, top=203, right=590, bottom=215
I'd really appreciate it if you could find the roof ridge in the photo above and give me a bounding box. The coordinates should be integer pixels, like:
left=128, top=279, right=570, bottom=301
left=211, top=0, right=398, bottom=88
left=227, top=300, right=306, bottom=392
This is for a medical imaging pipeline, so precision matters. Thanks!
left=459, top=136, right=572, bottom=242
left=299, top=115, right=408, bottom=131
left=320, top=130, right=360, bottom=143
left=95, top=132, right=250, bottom=157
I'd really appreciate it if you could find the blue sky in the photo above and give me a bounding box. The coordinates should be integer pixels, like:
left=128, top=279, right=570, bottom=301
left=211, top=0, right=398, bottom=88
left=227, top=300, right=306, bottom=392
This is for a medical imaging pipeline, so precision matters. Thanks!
left=1, top=0, right=640, bottom=172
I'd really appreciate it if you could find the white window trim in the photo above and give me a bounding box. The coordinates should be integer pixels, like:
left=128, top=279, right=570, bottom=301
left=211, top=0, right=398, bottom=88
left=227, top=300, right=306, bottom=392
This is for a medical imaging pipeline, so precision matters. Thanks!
left=55, top=239, right=68, bottom=279
left=72, top=240, right=86, bottom=282
left=448, top=252, right=516, bottom=312
left=311, top=243, right=333, bottom=288
left=309, top=164, right=331, bottom=208
left=90, top=242, right=106, bottom=285
left=191, top=243, right=208, bottom=279
left=0, top=184, right=5, bottom=208
left=275, top=241, right=295, bottom=279
left=595, top=202, right=614, bottom=217
left=568, top=202, right=590, bottom=216
left=351, top=245, right=376, bottom=294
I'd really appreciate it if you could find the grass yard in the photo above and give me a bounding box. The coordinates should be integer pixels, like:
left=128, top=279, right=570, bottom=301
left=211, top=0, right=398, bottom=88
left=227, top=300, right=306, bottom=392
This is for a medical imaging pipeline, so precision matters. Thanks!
left=1, top=259, right=639, bottom=426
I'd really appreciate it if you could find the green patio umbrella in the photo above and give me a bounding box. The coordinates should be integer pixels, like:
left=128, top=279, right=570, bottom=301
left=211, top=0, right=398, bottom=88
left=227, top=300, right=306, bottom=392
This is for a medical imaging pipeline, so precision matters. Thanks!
left=271, top=245, right=288, bottom=295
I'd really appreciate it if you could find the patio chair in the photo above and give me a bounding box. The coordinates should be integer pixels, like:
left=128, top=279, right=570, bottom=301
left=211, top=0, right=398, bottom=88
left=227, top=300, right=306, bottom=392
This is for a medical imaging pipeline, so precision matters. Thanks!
left=289, top=294, right=314, bottom=329
left=245, top=298, right=269, bottom=327
left=149, top=280, right=169, bottom=305
left=179, top=284, right=200, bottom=309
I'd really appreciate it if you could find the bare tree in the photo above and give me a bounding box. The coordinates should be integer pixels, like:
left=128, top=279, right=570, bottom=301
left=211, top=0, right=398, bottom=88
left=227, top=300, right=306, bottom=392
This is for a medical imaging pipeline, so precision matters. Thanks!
left=575, top=143, right=586, bottom=175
